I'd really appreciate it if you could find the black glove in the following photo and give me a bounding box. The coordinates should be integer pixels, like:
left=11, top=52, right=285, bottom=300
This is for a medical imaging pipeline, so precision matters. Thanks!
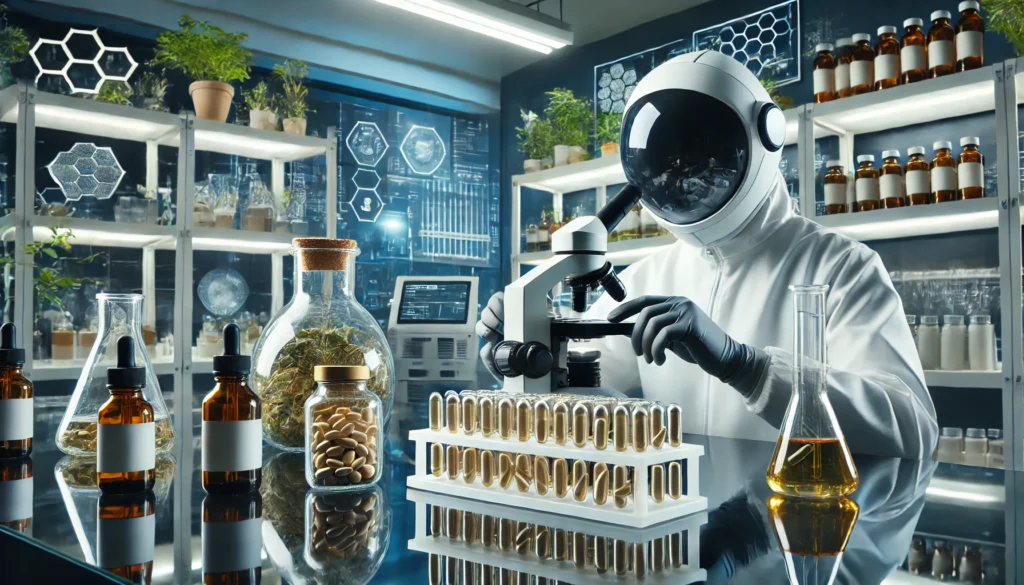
left=606, top=295, right=769, bottom=397
left=475, top=291, right=504, bottom=381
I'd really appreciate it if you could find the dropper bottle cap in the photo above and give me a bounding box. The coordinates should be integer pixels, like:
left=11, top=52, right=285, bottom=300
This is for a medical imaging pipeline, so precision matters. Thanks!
left=213, top=324, right=251, bottom=376
left=107, top=336, right=145, bottom=389
left=0, top=323, right=25, bottom=366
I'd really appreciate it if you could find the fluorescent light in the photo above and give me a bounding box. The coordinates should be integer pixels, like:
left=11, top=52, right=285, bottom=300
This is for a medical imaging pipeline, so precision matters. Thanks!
left=193, top=236, right=293, bottom=253
left=373, top=0, right=571, bottom=54
left=535, top=165, right=626, bottom=192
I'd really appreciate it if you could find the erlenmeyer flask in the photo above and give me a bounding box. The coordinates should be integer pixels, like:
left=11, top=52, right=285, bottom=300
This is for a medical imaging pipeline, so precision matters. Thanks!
left=56, top=294, right=175, bottom=456
left=767, top=285, right=858, bottom=498
left=767, top=494, right=859, bottom=585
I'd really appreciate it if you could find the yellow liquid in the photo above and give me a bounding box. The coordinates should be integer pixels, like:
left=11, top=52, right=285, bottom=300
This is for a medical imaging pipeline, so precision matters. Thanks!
left=767, top=495, right=859, bottom=555
left=767, top=437, right=858, bottom=498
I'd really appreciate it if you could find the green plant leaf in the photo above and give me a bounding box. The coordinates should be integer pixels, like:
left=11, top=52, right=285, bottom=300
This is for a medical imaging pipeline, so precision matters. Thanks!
left=153, top=14, right=252, bottom=83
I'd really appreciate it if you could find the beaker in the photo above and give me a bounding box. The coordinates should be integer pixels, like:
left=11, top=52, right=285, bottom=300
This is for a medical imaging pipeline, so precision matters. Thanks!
left=56, top=294, right=175, bottom=456
left=767, top=285, right=858, bottom=498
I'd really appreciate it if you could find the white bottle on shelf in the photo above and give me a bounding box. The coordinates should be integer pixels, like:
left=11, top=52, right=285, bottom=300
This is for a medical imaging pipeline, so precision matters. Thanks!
left=963, top=427, right=987, bottom=467
left=940, top=314, right=967, bottom=370
left=936, top=427, right=963, bottom=464
left=967, top=314, right=996, bottom=371
left=917, top=315, right=940, bottom=370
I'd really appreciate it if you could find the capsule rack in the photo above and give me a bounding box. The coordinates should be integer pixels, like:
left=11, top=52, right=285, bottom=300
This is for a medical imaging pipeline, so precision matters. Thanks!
left=407, top=428, right=708, bottom=528
left=408, top=488, right=707, bottom=584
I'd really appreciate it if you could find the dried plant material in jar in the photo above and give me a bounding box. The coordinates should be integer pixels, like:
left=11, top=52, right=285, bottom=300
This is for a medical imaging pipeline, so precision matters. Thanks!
left=305, top=490, right=386, bottom=568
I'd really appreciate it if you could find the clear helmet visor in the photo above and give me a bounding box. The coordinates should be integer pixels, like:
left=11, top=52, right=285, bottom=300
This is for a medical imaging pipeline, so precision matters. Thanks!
left=620, top=89, right=750, bottom=226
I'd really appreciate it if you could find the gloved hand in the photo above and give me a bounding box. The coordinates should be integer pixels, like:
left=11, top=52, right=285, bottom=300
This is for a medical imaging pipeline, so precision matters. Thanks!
left=475, top=291, right=504, bottom=381
left=607, top=295, right=769, bottom=397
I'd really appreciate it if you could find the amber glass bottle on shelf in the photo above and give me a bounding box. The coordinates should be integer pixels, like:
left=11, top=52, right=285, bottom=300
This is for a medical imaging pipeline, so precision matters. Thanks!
left=548, top=210, right=562, bottom=242
left=97, top=490, right=155, bottom=583
left=202, top=493, right=263, bottom=585
left=854, top=155, right=880, bottom=212
left=905, top=146, right=932, bottom=205
left=0, top=456, right=32, bottom=534
left=928, top=11, right=956, bottom=78
left=835, top=38, right=855, bottom=98
left=97, top=336, right=156, bottom=493
left=880, top=150, right=907, bottom=209
left=900, top=18, right=927, bottom=84
left=203, top=324, right=262, bottom=494
left=849, top=34, right=875, bottom=95
left=812, top=44, right=837, bottom=103
left=823, top=162, right=847, bottom=215
left=931, top=141, right=958, bottom=203
left=873, top=26, right=900, bottom=91
left=0, top=323, right=31, bottom=457
left=538, top=210, right=551, bottom=252
left=957, top=136, right=985, bottom=200
left=955, top=1, right=984, bottom=72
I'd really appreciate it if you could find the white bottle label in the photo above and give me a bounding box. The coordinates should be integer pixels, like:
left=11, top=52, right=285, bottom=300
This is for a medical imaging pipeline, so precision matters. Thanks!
left=875, top=55, right=899, bottom=82
left=901, top=45, right=926, bottom=72
left=538, top=229, right=549, bottom=244
left=0, top=476, right=32, bottom=522
left=0, top=398, right=32, bottom=441
left=958, top=161, right=984, bottom=189
left=813, top=69, right=835, bottom=94
left=202, top=419, right=263, bottom=472
left=97, top=514, right=155, bottom=569
left=856, top=177, right=880, bottom=202
left=956, top=31, right=983, bottom=59
left=931, top=166, right=957, bottom=192
left=928, top=40, right=954, bottom=69
left=906, top=169, right=930, bottom=195
left=880, top=174, right=903, bottom=200
left=97, top=422, right=155, bottom=473
left=824, top=184, right=846, bottom=206
left=834, top=63, right=851, bottom=91
left=203, top=518, right=263, bottom=573
left=525, top=230, right=537, bottom=245
left=851, top=61, right=874, bottom=87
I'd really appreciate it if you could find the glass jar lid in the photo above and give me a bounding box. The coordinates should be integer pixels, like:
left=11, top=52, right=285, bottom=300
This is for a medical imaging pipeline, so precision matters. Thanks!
left=969, top=314, right=991, bottom=325
left=943, top=314, right=965, bottom=326
left=987, top=428, right=1003, bottom=440
left=906, top=315, right=917, bottom=325
left=965, top=427, right=986, bottom=439
left=314, top=365, right=370, bottom=382
left=921, top=315, right=940, bottom=325
left=940, top=427, right=963, bottom=438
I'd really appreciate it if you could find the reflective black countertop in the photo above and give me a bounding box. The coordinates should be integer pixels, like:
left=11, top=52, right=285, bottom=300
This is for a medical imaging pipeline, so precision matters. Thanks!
left=0, top=398, right=1015, bottom=584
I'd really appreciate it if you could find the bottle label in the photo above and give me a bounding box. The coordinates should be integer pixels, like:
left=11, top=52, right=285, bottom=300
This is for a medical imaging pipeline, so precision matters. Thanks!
left=0, top=476, right=32, bottom=522
left=97, top=422, right=155, bottom=473
left=931, top=166, right=957, bottom=192
left=880, top=174, right=903, bottom=200
left=202, top=419, right=263, bottom=472
left=824, top=183, right=846, bottom=205
left=856, top=177, right=880, bottom=202
left=929, top=40, right=954, bottom=68
left=901, top=45, right=926, bottom=72
left=956, top=31, right=983, bottom=59
left=538, top=229, right=550, bottom=243
left=906, top=169, right=930, bottom=195
left=0, top=397, right=32, bottom=441
left=834, top=63, right=851, bottom=91
left=851, top=61, right=874, bottom=87
left=875, top=55, right=899, bottom=82
left=525, top=231, right=537, bottom=245
left=97, top=514, right=155, bottom=569
left=813, top=68, right=835, bottom=94
left=202, top=518, right=263, bottom=573
left=958, top=161, right=984, bottom=188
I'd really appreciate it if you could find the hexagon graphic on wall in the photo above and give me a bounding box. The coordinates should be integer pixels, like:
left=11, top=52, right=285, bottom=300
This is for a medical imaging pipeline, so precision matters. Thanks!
left=400, top=125, right=446, bottom=176
left=348, top=188, right=384, bottom=223
left=352, top=168, right=382, bottom=191
left=30, top=28, right=138, bottom=94
left=46, top=143, right=125, bottom=200
left=345, top=121, right=389, bottom=167
left=692, top=0, right=800, bottom=85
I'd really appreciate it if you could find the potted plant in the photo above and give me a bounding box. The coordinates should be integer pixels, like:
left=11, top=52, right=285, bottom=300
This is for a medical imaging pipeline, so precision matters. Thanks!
left=154, top=14, right=251, bottom=122
left=516, top=109, right=554, bottom=173
left=595, top=111, right=622, bottom=158
left=0, top=7, right=29, bottom=90
left=985, top=0, right=1024, bottom=55
left=243, top=80, right=277, bottom=131
left=273, top=60, right=313, bottom=135
left=94, top=81, right=133, bottom=106
left=544, top=88, right=591, bottom=166
left=131, top=70, right=170, bottom=112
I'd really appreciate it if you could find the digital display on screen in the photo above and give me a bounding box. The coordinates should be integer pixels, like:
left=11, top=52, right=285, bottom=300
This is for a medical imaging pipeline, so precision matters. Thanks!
left=397, top=281, right=472, bottom=324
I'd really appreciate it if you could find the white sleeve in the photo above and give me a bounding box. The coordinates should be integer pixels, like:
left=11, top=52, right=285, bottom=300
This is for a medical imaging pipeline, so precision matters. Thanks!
left=744, top=248, right=939, bottom=459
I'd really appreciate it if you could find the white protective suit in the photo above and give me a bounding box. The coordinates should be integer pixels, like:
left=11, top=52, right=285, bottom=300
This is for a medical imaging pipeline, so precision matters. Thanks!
left=580, top=175, right=939, bottom=460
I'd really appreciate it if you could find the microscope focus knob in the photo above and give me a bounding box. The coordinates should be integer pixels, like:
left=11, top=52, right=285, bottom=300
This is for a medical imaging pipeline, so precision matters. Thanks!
left=492, top=340, right=553, bottom=379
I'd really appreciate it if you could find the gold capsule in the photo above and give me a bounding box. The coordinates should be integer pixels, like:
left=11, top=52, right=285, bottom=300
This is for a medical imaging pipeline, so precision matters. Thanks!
left=445, top=555, right=458, bottom=585
left=650, top=403, right=666, bottom=448
left=572, top=460, right=589, bottom=502
left=667, top=404, right=682, bottom=447
left=572, top=532, right=586, bottom=568
left=515, top=522, right=533, bottom=555
left=670, top=532, right=683, bottom=568
left=669, top=461, right=682, bottom=499
left=572, top=403, right=590, bottom=447
left=651, top=464, right=665, bottom=503
left=613, top=539, right=628, bottom=576
left=429, top=554, right=442, bottom=585
left=498, top=452, right=515, bottom=489
left=431, top=443, right=443, bottom=477
left=499, top=518, right=513, bottom=552
left=446, top=445, right=460, bottom=480
left=514, top=454, right=532, bottom=492
left=553, top=458, right=568, bottom=498
left=482, top=514, right=495, bottom=548
left=463, top=395, right=478, bottom=435
left=429, top=392, right=443, bottom=430
left=595, top=536, right=609, bottom=574
left=462, top=511, right=477, bottom=545
left=516, top=398, right=532, bottom=442
left=515, top=572, right=529, bottom=585
left=593, top=463, right=609, bottom=505
left=481, top=450, right=495, bottom=487
left=592, top=404, right=609, bottom=450
left=534, top=401, right=550, bottom=443
left=446, top=394, right=460, bottom=433
left=463, top=447, right=478, bottom=484
left=553, top=402, right=569, bottom=446
left=652, top=536, right=665, bottom=572
left=535, top=524, right=551, bottom=558
left=553, top=529, right=568, bottom=561
left=613, top=405, right=629, bottom=452
left=431, top=505, right=443, bottom=536
left=482, top=565, right=495, bottom=585
left=613, top=465, right=629, bottom=508
left=534, top=456, right=550, bottom=496
left=480, top=397, right=495, bottom=437
left=633, top=542, right=646, bottom=578
left=632, top=406, right=649, bottom=452
left=446, top=508, right=461, bottom=540
left=461, top=561, right=476, bottom=585
left=497, top=399, right=513, bottom=440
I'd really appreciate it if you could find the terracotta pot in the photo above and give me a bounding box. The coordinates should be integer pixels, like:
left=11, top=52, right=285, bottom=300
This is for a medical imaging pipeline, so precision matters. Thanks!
left=524, top=159, right=541, bottom=173
left=249, top=109, right=279, bottom=131
left=553, top=145, right=570, bottom=167
left=283, top=117, right=307, bottom=135
left=601, top=142, right=619, bottom=157
left=189, top=80, right=234, bottom=122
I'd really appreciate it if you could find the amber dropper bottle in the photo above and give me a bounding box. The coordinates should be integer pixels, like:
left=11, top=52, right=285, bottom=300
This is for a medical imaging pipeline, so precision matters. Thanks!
left=97, top=336, right=156, bottom=493
left=0, top=323, right=32, bottom=457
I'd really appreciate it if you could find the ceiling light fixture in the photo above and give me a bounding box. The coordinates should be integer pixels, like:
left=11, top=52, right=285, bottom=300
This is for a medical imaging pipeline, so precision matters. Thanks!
left=373, top=0, right=572, bottom=54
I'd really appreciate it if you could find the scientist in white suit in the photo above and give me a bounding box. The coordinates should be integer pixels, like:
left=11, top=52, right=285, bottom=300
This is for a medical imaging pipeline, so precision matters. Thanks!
left=479, top=50, right=938, bottom=459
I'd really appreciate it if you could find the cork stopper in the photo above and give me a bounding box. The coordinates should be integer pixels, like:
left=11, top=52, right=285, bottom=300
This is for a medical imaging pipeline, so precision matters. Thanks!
left=292, top=238, right=360, bottom=271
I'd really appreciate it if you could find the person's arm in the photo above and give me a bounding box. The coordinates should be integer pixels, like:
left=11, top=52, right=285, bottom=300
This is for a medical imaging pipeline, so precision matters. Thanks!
left=745, top=247, right=939, bottom=459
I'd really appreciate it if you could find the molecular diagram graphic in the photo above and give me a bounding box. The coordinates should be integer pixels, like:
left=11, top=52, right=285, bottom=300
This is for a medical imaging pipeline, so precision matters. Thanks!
left=46, top=143, right=125, bottom=200
left=694, top=0, right=798, bottom=82
left=30, top=29, right=137, bottom=94
left=596, top=63, right=638, bottom=114
left=400, top=125, right=447, bottom=176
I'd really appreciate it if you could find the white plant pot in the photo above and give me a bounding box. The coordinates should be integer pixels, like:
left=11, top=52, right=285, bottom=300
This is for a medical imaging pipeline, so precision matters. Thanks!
left=283, top=117, right=307, bottom=135
left=568, top=146, right=586, bottom=164
left=553, top=145, right=570, bottom=167
left=249, top=109, right=278, bottom=131
left=524, top=159, right=542, bottom=173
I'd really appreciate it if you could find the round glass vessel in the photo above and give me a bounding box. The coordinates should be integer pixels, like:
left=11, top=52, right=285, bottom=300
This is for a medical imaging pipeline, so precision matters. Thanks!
left=252, top=238, right=394, bottom=450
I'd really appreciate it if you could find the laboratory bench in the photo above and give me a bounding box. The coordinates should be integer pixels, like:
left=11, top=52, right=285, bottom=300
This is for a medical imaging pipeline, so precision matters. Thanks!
left=0, top=398, right=1017, bottom=584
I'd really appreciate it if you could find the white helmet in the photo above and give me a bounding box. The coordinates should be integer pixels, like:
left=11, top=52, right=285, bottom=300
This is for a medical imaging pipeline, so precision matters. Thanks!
left=620, top=50, right=785, bottom=247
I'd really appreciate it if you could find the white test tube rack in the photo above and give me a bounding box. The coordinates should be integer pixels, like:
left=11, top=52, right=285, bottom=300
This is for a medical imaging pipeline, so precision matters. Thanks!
left=407, top=428, right=708, bottom=528
left=408, top=488, right=708, bottom=585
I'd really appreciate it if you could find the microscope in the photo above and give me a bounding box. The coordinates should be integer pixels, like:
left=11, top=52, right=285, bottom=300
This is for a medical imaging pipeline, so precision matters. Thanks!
left=494, top=184, right=643, bottom=394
